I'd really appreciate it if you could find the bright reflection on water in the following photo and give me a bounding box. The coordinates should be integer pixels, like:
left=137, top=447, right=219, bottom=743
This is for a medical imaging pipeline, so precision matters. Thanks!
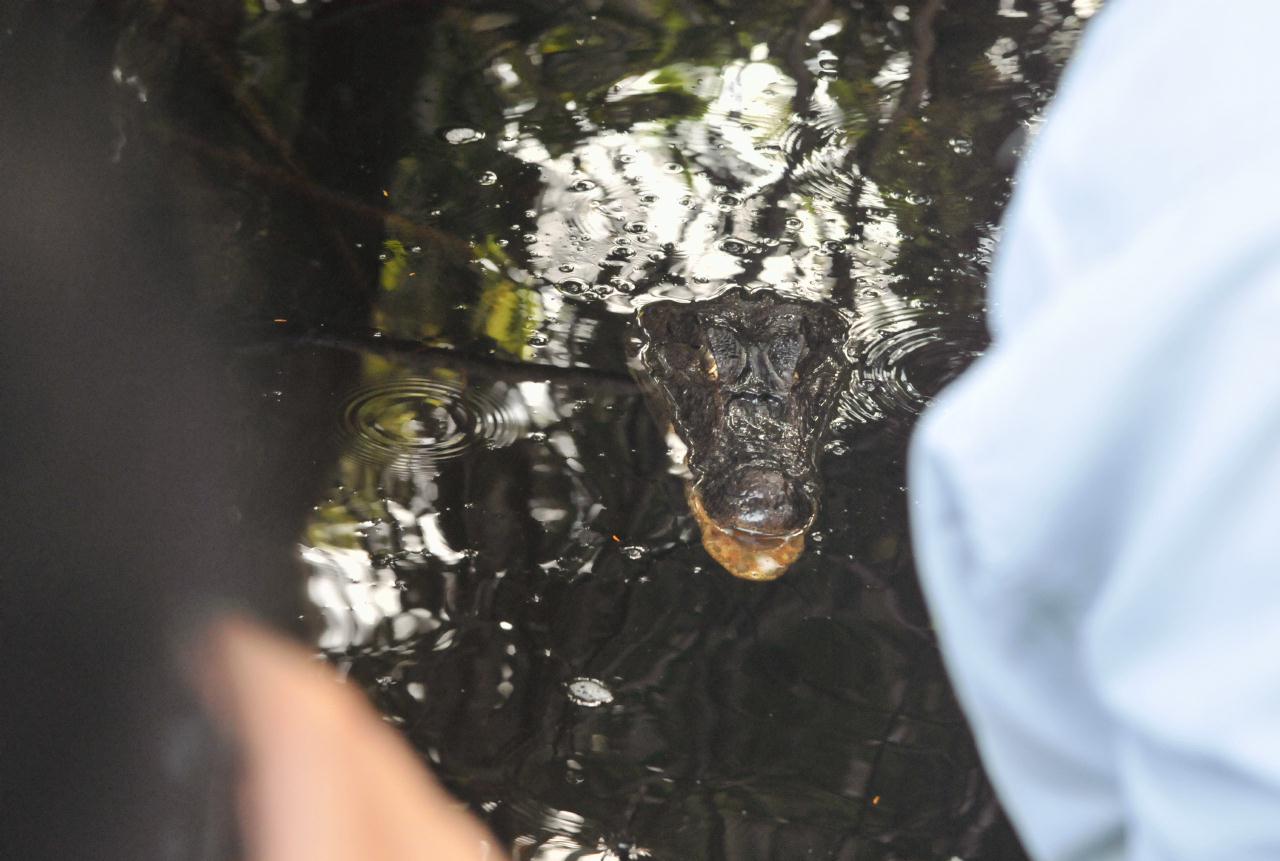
left=112, top=1, right=1093, bottom=857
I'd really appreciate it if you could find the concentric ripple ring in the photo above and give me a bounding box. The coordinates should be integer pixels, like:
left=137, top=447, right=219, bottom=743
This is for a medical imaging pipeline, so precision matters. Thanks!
left=338, top=378, right=524, bottom=473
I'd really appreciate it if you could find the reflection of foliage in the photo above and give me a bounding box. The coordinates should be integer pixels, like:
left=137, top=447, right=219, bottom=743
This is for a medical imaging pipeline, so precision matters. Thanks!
left=378, top=239, right=410, bottom=292
left=470, top=236, right=543, bottom=358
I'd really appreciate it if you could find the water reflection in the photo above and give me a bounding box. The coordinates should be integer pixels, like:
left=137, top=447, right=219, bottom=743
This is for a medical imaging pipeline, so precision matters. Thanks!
left=110, top=0, right=1091, bottom=856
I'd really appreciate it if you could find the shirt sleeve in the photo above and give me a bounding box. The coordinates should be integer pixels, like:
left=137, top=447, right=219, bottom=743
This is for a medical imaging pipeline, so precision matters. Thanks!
left=906, top=3, right=1280, bottom=858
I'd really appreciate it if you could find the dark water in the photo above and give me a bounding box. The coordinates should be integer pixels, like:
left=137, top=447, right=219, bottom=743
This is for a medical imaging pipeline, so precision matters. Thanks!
left=102, top=1, right=1096, bottom=858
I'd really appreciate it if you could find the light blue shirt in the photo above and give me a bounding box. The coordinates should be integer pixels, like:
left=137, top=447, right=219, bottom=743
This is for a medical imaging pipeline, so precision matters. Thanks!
left=908, top=3, right=1280, bottom=860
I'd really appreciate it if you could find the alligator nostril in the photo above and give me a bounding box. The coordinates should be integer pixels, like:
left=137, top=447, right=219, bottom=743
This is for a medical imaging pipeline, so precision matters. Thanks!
left=728, top=391, right=787, bottom=413
left=725, top=393, right=789, bottom=427
left=703, top=467, right=813, bottom=537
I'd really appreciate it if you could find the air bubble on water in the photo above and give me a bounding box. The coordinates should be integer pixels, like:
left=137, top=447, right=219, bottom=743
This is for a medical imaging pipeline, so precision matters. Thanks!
left=558, top=278, right=588, bottom=295
left=785, top=217, right=803, bottom=231
left=440, top=126, right=485, bottom=145
left=716, top=192, right=742, bottom=209
left=567, top=677, right=614, bottom=707
left=478, top=171, right=498, bottom=185
left=624, top=220, right=648, bottom=234
left=570, top=179, right=597, bottom=192
left=663, top=162, right=683, bottom=174
left=621, top=545, right=647, bottom=560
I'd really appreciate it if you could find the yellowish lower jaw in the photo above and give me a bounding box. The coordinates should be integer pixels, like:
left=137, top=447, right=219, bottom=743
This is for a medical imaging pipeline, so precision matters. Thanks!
left=687, top=489, right=805, bottom=581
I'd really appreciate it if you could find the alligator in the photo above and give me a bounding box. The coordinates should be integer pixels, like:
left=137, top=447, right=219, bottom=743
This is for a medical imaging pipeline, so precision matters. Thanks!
left=634, top=288, right=851, bottom=581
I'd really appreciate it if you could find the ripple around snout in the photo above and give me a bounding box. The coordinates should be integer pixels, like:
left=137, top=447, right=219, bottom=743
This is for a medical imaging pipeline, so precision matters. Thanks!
left=338, top=378, right=524, bottom=473
left=836, top=296, right=985, bottom=425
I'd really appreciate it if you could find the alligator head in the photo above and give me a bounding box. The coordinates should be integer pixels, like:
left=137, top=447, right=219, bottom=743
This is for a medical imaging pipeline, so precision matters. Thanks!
left=636, top=289, right=850, bottom=580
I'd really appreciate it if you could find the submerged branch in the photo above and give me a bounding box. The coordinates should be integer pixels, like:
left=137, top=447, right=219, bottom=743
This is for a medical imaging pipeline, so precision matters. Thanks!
left=242, top=326, right=640, bottom=392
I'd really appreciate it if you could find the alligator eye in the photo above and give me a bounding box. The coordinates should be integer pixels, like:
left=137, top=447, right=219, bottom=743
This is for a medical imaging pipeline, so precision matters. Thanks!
left=698, top=343, right=718, bottom=380
left=765, top=320, right=807, bottom=387
left=704, top=325, right=746, bottom=382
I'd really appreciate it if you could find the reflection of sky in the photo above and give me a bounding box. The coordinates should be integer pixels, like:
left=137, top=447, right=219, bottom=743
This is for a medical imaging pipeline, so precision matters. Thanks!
left=495, top=53, right=904, bottom=309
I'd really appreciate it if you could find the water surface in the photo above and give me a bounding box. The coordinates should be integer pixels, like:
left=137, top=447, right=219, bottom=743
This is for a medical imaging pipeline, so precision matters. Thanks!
left=108, top=1, right=1096, bottom=857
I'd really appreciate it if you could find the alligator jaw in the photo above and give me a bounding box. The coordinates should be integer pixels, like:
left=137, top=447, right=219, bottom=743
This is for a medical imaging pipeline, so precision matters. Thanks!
left=687, top=487, right=805, bottom=581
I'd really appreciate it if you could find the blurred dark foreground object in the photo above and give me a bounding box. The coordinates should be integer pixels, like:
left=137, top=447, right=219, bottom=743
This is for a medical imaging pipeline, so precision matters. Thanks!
left=0, top=3, right=353, bottom=857
left=194, top=617, right=503, bottom=861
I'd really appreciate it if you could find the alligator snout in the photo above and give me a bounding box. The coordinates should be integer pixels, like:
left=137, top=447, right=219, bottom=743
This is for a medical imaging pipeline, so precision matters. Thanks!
left=726, top=391, right=787, bottom=421
left=702, top=466, right=813, bottom=538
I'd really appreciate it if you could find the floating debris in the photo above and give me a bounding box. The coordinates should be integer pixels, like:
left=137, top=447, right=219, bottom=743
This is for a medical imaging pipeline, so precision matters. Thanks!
left=566, top=677, right=615, bottom=707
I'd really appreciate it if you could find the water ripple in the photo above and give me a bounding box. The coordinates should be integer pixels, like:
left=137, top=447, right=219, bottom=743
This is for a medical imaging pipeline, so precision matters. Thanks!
left=839, top=293, right=983, bottom=424
left=338, top=378, right=525, bottom=473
